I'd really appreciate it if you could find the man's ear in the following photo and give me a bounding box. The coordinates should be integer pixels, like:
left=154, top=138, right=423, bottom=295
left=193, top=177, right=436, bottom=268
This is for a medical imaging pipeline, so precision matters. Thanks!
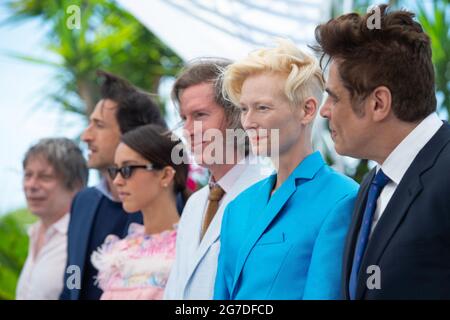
left=160, top=166, right=176, bottom=188
left=369, top=86, right=392, bottom=122
left=299, top=97, right=318, bottom=125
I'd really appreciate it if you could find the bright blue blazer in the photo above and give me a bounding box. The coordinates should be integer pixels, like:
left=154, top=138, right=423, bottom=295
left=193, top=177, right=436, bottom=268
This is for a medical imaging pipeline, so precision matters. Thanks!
left=214, top=152, right=358, bottom=300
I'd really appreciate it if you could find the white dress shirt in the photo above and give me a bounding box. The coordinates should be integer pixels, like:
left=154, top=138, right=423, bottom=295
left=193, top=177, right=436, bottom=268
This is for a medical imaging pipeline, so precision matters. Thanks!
left=16, top=213, right=70, bottom=300
left=206, top=158, right=249, bottom=214
left=370, top=113, right=443, bottom=235
left=164, top=155, right=270, bottom=299
left=95, top=177, right=119, bottom=201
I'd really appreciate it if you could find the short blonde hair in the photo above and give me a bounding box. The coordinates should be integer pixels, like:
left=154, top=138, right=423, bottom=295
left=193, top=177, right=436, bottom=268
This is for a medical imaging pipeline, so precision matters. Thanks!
left=222, top=39, right=325, bottom=108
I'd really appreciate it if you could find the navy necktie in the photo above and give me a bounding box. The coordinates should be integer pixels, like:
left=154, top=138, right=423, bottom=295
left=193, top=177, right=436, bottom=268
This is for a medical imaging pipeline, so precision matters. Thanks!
left=349, top=169, right=390, bottom=300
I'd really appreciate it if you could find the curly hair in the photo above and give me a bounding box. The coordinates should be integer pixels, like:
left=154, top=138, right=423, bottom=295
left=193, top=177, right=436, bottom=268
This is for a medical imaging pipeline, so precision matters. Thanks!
left=312, top=5, right=436, bottom=121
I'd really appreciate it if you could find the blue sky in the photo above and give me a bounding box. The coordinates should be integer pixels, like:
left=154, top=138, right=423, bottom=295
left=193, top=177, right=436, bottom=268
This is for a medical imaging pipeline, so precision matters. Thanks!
left=0, top=7, right=86, bottom=215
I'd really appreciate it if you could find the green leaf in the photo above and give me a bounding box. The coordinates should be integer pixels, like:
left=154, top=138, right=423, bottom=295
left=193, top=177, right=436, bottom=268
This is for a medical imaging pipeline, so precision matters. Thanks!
left=0, top=209, right=35, bottom=300
left=3, top=0, right=183, bottom=119
left=1, top=50, right=61, bottom=67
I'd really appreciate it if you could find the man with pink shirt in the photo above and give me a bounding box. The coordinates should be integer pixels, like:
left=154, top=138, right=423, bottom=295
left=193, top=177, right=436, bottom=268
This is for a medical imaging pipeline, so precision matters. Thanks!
left=16, top=138, right=88, bottom=300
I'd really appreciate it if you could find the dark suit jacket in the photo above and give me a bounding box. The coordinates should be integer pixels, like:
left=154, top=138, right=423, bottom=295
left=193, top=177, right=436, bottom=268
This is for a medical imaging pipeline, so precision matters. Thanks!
left=59, top=187, right=143, bottom=300
left=342, top=122, right=450, bottom=299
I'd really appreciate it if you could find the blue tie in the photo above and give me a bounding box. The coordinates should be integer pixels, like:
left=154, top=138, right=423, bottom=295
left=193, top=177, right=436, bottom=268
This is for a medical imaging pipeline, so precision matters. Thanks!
left=349, top=169, right=390, bottom=300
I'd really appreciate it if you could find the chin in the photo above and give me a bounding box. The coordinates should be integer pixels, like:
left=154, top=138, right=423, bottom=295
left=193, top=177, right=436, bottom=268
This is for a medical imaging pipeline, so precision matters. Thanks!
left=334, top=144, right=354, bottom=158
left=250, top=144, right=270, bottom=157
left=194, top=152, right=220, bottom=166
left=122, top=202, right=139, bottom=213
left=28, top=208, right=47, bottom=219
left=334, top=146, right=346, bottom=156
left=192, top=152, right=205, bottom=165
left=87, top=159, right=100, bottom=169
left=88, top=158, right=110, bottom=171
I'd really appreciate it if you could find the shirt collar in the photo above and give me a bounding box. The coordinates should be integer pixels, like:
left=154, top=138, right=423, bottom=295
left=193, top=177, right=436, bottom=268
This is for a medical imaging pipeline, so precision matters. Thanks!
left=52, top=213, right=70, bottom=234
left=28, top=212, right=70, bottom=238
left=95, top=177, right=119, bottom=202
left=380, top=113, right=443, bottom=185
left=209, top=155, right=256, bottom=193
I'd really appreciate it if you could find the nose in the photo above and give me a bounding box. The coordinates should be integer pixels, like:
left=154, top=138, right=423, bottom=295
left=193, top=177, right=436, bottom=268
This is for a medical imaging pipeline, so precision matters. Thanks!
left=183, top=118, right=193, bottom=137
left=81, top=124, right=93, bottom=143
left=183, top=117, right=203, bottom=148
left=320, top=100, right=331, bottom=119
left=183, top=118, right=198, bottom=145
left=113, top=172, right=125, bottom=187
left=23, top=175, right=39, bottom=192
left=241, top=110, right=258, bottom=131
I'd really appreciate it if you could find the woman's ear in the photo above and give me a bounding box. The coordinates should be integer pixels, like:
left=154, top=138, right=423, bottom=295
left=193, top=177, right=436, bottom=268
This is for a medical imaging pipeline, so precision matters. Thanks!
left=160, top=166, right=176, bottom=188
left=300, top=97, right=318, bottom=125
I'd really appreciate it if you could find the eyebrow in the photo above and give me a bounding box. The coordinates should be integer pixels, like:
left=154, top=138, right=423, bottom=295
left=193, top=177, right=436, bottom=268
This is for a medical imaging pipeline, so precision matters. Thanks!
left=88, top=115, right=104, bottom=124
left=325, top=88, right=339, bottom=99
left=180, top=107, right=210, bottom=118
left=24, top=169, right=55, bottom=176
left=240, top=98, right=273, bottom=107
left=191, top=107, right=210, bottom=113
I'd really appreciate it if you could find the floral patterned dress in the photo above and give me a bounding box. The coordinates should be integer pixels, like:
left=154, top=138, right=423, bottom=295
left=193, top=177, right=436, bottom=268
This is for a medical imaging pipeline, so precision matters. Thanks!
left=91, top=223, right=177, bottom=300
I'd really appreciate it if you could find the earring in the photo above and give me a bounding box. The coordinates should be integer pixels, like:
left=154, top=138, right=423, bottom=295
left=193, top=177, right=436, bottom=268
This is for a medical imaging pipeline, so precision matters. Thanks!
left=163, top=183, right=168, bottom=187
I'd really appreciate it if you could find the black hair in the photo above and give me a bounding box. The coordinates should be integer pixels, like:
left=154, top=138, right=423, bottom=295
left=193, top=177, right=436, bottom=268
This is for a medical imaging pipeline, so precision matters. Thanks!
left=97, top=70, right=167, bottom=133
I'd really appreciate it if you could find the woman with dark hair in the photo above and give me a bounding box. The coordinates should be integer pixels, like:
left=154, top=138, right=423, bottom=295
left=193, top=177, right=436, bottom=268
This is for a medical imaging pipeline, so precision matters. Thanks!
left=91, top=124, right=189, bottom=300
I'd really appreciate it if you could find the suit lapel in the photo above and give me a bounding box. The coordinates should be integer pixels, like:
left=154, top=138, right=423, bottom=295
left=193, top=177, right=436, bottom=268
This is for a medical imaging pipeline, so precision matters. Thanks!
left=182, top=164, right=266, bottom=293
left=356, top=173, right=422, bottom=299
left=342, top=169, right=374, bottom=299
left=230, top=174, right=292, bottom=297
left=356, top=123, right=450, bottom=299
left=73, top=188, right=102, bottom=298
left=181, top=187, right=209, bottom=290
left=230, top=152, right=325, bottom=297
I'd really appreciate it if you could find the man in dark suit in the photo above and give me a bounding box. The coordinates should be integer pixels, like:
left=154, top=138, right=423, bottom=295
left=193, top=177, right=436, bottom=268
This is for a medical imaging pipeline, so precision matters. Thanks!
left=60, top=71, right=168, bottom=300
left=314, top=5, right=450, bottom=299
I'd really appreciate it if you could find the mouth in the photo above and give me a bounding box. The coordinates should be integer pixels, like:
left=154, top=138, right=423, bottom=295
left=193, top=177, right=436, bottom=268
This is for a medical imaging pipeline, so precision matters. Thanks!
left=27, top=196, right=46, bottom=204
left=190, top=140, right=208, bottom=150
left=87, top=146, right=98, bottom=155
left=330, top=129, right=337, bottom=139
left=250, top=135, right=267, bottom=143
left=118, top=192, right=131, bottom=201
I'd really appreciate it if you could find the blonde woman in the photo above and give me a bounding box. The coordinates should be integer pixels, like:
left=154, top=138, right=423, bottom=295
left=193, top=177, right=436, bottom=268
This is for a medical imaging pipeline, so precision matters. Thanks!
left=214, top=40, right=358, bottom=300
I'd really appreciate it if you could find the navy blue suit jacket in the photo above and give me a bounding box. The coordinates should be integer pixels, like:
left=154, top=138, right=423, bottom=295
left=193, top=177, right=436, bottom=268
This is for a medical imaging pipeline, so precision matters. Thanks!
left=342, top=122, right=450, bottom=299
left=59, top=187, right=143, bottom=300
